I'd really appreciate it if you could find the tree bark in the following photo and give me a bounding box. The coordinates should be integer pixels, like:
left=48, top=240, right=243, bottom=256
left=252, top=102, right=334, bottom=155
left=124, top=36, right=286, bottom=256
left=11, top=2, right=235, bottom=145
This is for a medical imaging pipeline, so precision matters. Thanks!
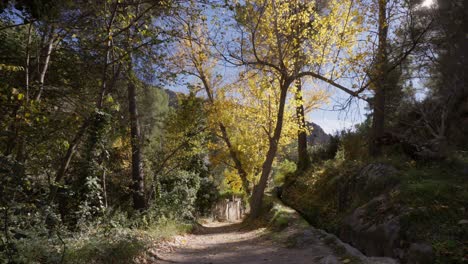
left=125, top=1, right=146, bottom=211
left=35, top=26, right=55, bottom=102
left=127, top=77, right=146, bottom=211
left=25, top=23, right=32, bottom=102
left=369, top=0, right=389, bottom=157
left=249, top=80, right=290, bottom=219
left=218, top=123, right=251, bottom=195
left=199, top=72, right=251, bottom=195
left=294, top=79, right=309, bottom=170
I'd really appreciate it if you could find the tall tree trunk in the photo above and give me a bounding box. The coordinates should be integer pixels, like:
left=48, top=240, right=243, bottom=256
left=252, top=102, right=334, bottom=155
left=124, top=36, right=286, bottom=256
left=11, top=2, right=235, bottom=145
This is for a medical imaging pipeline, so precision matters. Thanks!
left=35, top=26, right=55, bottom=102
left=249, top=81, right=290, bottom=219
left=199, top=73, right=251, bottom=195
left=218, top=123, right=251, bottom=195
left=25, top=23, right=32, bottom=102
left=127, top=75, right=146, bottom=211
left=294, top=79, right=309, bottom=170
left=125, top=0, right=146, bottom=210
left=369, top=0, right=389, bottom=157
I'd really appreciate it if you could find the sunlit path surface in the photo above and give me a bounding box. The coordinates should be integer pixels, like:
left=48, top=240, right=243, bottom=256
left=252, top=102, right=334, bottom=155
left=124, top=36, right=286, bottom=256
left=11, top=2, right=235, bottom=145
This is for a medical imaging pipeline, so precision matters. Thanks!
left=156, top=221, right=337, bottom=264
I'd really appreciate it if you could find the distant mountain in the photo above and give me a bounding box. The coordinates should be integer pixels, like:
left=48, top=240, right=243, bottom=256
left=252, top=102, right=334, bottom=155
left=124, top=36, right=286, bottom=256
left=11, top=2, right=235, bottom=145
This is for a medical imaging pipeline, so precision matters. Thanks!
left=163, top=88, right=179, bottom=107
left=306, top=122, right=331, bottom=146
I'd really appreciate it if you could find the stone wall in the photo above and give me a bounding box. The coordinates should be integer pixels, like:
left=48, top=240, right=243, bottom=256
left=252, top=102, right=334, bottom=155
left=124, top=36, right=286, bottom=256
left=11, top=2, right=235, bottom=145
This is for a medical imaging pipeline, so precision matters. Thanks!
left=213, top=197, right=244, bottom=221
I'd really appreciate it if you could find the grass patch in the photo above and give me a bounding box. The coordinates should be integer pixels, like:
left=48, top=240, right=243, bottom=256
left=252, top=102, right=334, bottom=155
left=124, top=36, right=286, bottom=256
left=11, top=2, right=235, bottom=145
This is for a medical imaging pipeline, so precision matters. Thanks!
left=396, top=157, right=468, bottom=263
left=11, top=219, right=192, bottom=264
left=263, top=195, right=308, bottom=231
left=282, top=158, right=364, bottom=233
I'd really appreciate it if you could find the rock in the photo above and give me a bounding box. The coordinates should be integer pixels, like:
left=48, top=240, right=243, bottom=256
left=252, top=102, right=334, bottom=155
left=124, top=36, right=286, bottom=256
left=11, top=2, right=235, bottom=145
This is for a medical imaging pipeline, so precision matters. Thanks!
left=338, top=163, right=399, bottom=212
left=318, top=255, right=340, bottom=264
left=304, top=162, right=437, bottom=263
left=458, top=219, right=468, bottom=225
left=367, top=257, right=400, bottom=264
left=308, top=226, right=400, bottom=264
left=340, top=194, right=402, bottom=258
left=307, top=122, right=331, bottom=146
left=341, top=198, right=434, bottom=263
left=295, top=229, right=318, bottom=247
left=357, top=163, right=399, bottom=194
left=334, top=164, right=405, bottom=260
left=406, top=243, right=434, bottom=264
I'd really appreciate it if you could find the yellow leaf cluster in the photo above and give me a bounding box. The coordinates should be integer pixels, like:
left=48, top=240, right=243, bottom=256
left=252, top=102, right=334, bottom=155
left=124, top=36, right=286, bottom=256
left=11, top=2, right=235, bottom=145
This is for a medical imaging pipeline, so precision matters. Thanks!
left=243, top=0, right=365, bottom=78
left=208, top=73, right=325, bottom=188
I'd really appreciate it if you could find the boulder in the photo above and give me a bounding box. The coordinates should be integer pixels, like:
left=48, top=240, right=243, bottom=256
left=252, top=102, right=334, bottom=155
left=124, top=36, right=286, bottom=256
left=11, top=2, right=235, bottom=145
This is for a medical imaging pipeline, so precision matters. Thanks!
left=309, top=226, right=399, bottom=264
left=406, top=243, right=434, bottom=264
left=338, top=163, right=399, bottom=212
left=340, top=194, right=402, bottom=258
left=340, top=193, right=435, bottom=264
left=357, top=163, right=399, bottom=194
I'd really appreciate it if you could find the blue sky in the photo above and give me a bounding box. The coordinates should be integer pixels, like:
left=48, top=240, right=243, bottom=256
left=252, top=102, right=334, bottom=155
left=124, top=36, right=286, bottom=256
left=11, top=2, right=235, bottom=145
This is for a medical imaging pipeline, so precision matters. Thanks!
left=308, top=94, right=367, bottom=134
left=167, top=1, right=376, bottom=135
left=169, top=79, right=369, bottom=135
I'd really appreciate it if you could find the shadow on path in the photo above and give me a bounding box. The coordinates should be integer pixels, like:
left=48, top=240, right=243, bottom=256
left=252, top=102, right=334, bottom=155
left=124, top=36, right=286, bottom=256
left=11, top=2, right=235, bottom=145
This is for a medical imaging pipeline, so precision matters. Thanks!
left=192, top=221, right=248, bottom=235
left=156, top=221, right=333, bottom=264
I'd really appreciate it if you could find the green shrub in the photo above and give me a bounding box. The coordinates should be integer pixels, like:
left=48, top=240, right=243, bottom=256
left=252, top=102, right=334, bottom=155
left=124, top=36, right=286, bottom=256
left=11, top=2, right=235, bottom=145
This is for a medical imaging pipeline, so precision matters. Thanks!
left=6, top=210, right=192, bottom=264
left=155, top=169, right=201, bottom=220
left=309, top=136, right=340, bottom=163
left=335, top=129, right=368, bottom=161
left=195, top=176, right=219, bottom=216
left=273, top=159, right=297, bottom=186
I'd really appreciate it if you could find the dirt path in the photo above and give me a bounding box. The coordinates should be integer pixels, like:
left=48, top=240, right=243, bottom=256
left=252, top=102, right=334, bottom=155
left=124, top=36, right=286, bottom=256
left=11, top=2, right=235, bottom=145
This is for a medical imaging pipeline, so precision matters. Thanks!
left=153, top=220, right=398, bottom=264
left=155, top=221, right=335, bottom=264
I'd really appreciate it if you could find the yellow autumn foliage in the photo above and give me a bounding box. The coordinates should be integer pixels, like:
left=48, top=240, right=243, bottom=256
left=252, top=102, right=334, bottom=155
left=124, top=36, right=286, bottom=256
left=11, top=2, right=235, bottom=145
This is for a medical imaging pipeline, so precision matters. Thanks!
left=209, top=73, right=327, bottom=191
left=237, top=0, right=365, bottom=80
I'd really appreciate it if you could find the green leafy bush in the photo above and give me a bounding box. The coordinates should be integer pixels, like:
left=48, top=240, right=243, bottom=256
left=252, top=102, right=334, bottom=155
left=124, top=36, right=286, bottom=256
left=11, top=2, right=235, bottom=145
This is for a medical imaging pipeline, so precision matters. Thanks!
left=335, top=129, right=368, bottom=161
left=273, top=159, right=297, bottom=186
left=309, top=136, right=340, bottom=163
left=155, top=170, right=201, bottom=220
left=2, top=207, right=192, bottom=264
left=195, top=176, right=219, bottom=216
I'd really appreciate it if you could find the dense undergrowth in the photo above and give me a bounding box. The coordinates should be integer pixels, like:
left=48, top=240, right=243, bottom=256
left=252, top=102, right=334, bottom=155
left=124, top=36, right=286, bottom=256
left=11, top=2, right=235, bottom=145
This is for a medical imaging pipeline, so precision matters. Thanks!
left=3, top=211, right=192, bottom=264
left=282, top=150, right=468, bottom=263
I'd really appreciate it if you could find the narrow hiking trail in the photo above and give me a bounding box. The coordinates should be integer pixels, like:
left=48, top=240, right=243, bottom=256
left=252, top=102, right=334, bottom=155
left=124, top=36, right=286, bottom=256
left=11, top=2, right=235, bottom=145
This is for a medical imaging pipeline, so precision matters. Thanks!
left=155, top=221, right=335, bottom=264
left=153, top=220, right=399, bottom=264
